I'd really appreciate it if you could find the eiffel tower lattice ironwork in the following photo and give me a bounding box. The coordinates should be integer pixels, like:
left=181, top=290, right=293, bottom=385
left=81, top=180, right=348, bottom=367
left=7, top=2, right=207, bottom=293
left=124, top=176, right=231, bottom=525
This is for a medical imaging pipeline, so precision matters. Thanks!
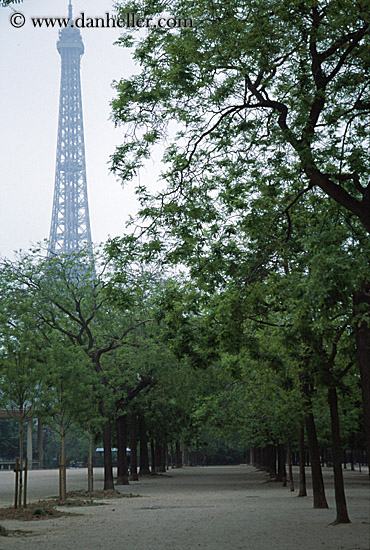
left=49, top=1, right=92, bottom=255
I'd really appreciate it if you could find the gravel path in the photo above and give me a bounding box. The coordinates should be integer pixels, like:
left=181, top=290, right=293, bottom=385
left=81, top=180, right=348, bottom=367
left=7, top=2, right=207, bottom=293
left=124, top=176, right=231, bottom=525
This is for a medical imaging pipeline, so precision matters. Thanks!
left=0, top=465, right=369, bottom=549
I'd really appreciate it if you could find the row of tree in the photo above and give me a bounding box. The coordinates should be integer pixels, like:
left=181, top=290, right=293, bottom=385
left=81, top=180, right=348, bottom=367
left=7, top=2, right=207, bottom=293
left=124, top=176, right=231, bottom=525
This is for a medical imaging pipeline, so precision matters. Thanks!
left=0, top=0, right=368, bottom=527
left=0, top=235, right=367, bottom=521
left=107, top=0, right=369, bottom=526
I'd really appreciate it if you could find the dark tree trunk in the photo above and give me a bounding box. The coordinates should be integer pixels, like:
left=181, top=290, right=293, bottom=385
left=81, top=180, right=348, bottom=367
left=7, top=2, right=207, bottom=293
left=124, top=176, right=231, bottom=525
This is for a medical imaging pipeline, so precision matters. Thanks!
left=256, top=447, right=262, bottom=470
left=276, top=445, right=282, bottom=480
left=138, top=415, right=150, bottom=475
left=328, top=387, right=351, bottom=523
left=116, top=415, right=129, bottom=485
left=150, top=440, right=156, bottom=473
left=155, top=441, right=162, bottom=472
left=323, top=448, right=328, bottom=467
left=257, top=445, right=277, bottom=477
left=255, top=447, right=261, bottom=468
left=129, top=409, right=138, bottom=481
left=278, top=444, right=287, bottom=486
left=161, top=443, right=167, bottom=472
left=262, top=446, right=268, bottom=473
left=262, top=445, right=276, bottom=477
left=170, top=444, right=174, bottom=468
left=320, top=447, right=325, bottom=467
left=175, top=440, right=182, bottom=468
left=350, top=451, right=355, bottom=471
left=305, top=412, right=329, bottom=508
left=353, top=285, right=370, bottom=467
left=183, top=444, right=189, bottom=466
left=272, top=445, right=278, bottom=477
left=254, top=447, right=260, bottom=468
left=165, top=443, right=170, bottom=470
left=265, top=446, right=270, bottom=472
left=267, top=445, right=277, bottom=477
left=298, top=424, right=307, bottom=497
left=261, top=446, right=268, bottom=472
left=102, top=419, right=114, bottom=490
left=287, top=440, right=294, bottom=492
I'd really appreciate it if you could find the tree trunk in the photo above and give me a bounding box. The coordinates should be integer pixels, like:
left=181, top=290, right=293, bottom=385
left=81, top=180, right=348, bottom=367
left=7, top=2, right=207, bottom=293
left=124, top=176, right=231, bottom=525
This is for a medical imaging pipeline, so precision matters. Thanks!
left=88, top=424, right=93, bottom=492
left=163, top=443, right=169, bottom=470
left=276, top=445, right=282, bottom=480
left=251, top=446, right=255, bottom=466
left=323, top=448, right=328, bottom=467
left=61, top=423, right=66, bottom=500
left=183, top=443, right=189, bottom=466
left=270, top=445, right=277, bottom=477
left=160, top=443, right=166, bottom=471
left=287, top=440, right=294, bottom=492
left=298, top=424, right=307, bottom=497
left=320, top=447, right=325, bottom=467
left=102, top=419, right=114, bottom=490
left=150, top=440, right=156, bottom=473
left=353, top=285, right=370, bottom=467
left=116, top=415, right=129, bottom=485
left=18, top=417, right=23, bottom=509
left=130, top=409, right=138, bottom=481
left=37, top=419, right=43, bottom=469
left=155, top=440, right=162, bottom=472
left=350, top=451, right=355, bottom=471
left=305, top=412, right=329, bottom=508
left=277, top=444, right=287, bottom=486
left=138, top=415, right=150, bottom=475
left=175, top=440, right=182, bottom=468
left=262, top=446, right=268, bottom=473
left=328, top=386, right=351, bottom=523
left=254, top=447, right=260, bottom=468
left=262, top=445, right=276, bottom=477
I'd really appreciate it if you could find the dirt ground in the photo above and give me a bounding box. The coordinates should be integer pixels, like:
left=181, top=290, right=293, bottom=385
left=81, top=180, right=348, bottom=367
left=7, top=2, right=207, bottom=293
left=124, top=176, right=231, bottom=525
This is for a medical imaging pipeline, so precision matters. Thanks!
left=0, top=465, right=369, bottom=550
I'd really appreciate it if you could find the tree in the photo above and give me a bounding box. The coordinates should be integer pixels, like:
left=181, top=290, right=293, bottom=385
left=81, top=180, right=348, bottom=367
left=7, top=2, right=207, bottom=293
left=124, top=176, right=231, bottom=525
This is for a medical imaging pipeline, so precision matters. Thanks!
left=1, top=248, right=152, bottom=490
left=210, top=196, right=358, bottom=518
left=0, top=419, right=18, bottom=460
left=0, top=1, right=23, bottom=6
left=113, top=0, right=369, bottom=226
left=111, top=0, right=370, bottom=463
left=0, top=292, right=45, bottom=508
left=39, top=336, right=96, bottom=499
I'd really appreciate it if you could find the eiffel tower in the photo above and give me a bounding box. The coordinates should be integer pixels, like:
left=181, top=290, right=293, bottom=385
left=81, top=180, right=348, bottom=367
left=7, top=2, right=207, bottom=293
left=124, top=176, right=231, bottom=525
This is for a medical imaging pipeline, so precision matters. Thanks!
left=49, top=1, right=92, bottom=255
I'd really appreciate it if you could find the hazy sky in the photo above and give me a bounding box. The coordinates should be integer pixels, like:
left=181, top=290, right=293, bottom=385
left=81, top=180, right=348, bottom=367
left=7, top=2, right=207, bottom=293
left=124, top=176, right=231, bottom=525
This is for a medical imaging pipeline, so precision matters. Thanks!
left=0, top=0, right=158, bottom=258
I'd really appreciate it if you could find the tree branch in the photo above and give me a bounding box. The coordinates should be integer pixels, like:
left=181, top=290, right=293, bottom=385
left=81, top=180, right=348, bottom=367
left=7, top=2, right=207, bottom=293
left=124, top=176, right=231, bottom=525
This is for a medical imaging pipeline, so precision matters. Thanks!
left=96, top=319, right=153, bottom=360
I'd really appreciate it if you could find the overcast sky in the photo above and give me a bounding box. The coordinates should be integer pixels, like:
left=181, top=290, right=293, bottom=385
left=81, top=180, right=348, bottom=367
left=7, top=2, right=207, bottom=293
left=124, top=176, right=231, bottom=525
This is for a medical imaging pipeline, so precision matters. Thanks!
left=0, top=0, right=159, bottom=259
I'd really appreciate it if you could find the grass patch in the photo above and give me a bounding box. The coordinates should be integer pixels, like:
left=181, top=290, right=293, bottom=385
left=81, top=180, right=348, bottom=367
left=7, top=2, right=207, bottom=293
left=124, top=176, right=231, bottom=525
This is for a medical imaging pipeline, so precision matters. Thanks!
left=66, top=490, right=141, bottom=500
left=0, top=490, right=141, bottom=522
left=0, top=523, right=34, bottom=537
left=0, top=502, right=71, bottom=522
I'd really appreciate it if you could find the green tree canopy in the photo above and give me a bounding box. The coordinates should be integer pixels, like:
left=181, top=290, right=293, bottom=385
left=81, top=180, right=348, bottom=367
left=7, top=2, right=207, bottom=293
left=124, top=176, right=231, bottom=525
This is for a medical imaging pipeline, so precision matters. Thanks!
left=112, top=0, right=369, bottom=233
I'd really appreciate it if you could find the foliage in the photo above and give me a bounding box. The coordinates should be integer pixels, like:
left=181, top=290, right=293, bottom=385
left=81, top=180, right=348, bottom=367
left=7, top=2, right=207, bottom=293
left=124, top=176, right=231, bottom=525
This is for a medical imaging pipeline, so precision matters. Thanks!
left=0, top=1, right=23, bottom=6
left=0, top=419, right=19, bottom=460
left=112, top=0, right=369, bottom=239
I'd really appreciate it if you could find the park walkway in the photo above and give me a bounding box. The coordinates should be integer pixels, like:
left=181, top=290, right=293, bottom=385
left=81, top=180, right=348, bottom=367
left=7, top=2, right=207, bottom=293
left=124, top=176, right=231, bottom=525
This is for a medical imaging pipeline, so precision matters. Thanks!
left=0, top=465, right=368, bottom=549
